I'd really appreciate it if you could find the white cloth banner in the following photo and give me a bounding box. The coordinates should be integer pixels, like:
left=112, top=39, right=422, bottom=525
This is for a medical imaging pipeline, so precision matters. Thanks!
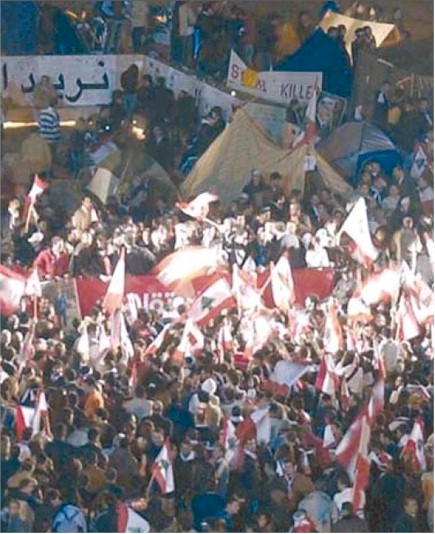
left=226, top=50, right=322, bottom=105
left=1, top=55, right=143, bottom=107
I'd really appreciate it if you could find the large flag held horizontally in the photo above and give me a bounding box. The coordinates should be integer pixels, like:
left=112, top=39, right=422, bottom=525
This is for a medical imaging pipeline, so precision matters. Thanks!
left=152, top=441, right=175, bottom=494
left=188, top=277, right=236, bottom=326
left=338, top=198, right=379, bottom=264
left=153, top=246, right=224, bottom=290
left=102, top=248, right=126, bottom=314
left=176, top=192, right=218, bottom=221
left=0, top=265, right=27, bottom=315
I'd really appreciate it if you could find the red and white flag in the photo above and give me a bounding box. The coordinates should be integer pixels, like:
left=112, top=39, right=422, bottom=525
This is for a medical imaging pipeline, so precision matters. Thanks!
left=0, top=265, right=27, bottom=315
left=102, top=248, right=126, bottom=314
left=176, top=192, right=218, bottom=221
left=117, top=502, right=150, bottom=533
left=401, top=417, right=426, bottom=472
left=144, top=323, right=172, bottom=357
left=217, top=320, right=233, bottom=363
left=396, top=293, right=421, bottom=341
left=336, top=411, right=366, bottom=480
left=232, top=264, right=261, bottom=313
left=152, top=441, right=175, bottom=494
left=271, top=359, right=313, bottom=390
left=294, top=81, right=319, bottom=148
left=25, top=269, right=42, bottom=298
left=315, top=352, right=340, bottom=397
left=351, top=415, right=371, bottom=513
left=153, top=246, right=223, bottom=290
left=323, top=300, right=343, bottom=354
left=15, top=390, right=48, bottom=441
left=188, top=277, right=236, bottom=327
left=358, top=267, right=402, bottom=306
left=270, top=255, right=295, bottom=313
left=236, top=406, right=271, bottom=445
left=27, top=174, right=48, bottom=204
left=172, top=319, right=204, bottom=364
left=110, top=310, right=134, bottom=361
left=338, top=198, right=379, bottom=264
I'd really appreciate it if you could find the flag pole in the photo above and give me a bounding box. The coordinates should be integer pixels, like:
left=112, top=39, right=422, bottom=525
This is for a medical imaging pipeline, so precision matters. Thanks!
left=24, top=203, right=35, bottom=235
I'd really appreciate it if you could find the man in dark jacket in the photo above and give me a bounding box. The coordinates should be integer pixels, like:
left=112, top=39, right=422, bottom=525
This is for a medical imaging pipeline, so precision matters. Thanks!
left=332, top=502, right=368, bottom=532
left=393, top=496, right=420, bottom=532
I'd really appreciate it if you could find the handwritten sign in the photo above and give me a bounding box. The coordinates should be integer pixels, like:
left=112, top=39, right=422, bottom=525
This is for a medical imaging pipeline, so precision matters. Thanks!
left=227, top=50, right=322, bottom=106
left=1, top=55, right=142, bottom=107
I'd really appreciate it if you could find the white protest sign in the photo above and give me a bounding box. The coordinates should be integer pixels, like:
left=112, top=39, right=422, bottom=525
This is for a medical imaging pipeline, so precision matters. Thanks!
left=227, top=50, right=322, bottom=105
left=1, top=55, right=143, bottom=107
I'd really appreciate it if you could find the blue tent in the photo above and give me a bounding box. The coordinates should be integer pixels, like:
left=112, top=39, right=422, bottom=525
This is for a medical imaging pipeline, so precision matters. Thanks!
left=317, top=122, right=402, bottom=186
left=1, top=1, right=39, bottom=55
left=275, top=28, right=353, bottom=98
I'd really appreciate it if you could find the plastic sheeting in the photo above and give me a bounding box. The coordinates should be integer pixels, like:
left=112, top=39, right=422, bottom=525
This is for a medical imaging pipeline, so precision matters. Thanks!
left=275, top=28, right=353, bottom=98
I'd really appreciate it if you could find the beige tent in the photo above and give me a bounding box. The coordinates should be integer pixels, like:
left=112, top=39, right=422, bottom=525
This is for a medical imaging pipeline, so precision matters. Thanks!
left=181, top=109, right=352, bottom=205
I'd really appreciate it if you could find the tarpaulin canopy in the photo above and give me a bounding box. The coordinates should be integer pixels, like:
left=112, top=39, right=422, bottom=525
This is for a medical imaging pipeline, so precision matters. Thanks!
left=317, top=121, right=402, bottom=185
left=182, top=109, right=352, bottom=205
left=274, top=28, right=352, bottom=98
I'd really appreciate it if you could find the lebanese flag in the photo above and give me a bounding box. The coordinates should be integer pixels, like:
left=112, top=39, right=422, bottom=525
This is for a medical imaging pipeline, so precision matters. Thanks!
left=102, top=248, right=125, bottom=314
left=347, top=296, right=373, bottom=323
left=406, top=384, right=431, bottom=401
left=270, top=359, right=313, bottom=390
left=27, top=174, right=48, bottom=203
left=232, top=264, right=261, bottom=312
left=176, top=192, right=218, bottom=221
left=15, top=390, right=48, bottom=440
left=367, top=378, right=385, bottom=420
left=357, top=267, right=402, bottom=306
left=144, top=323, right=172, bottom=357
left=323, top=300, right=343, bottom=354
left=270, top=254, right=295, bottom=313
left=400, top=417, right=426, bottom=472
left=25, top=269, right=42, bottom=298
left=153, top=246, right=224, bottom=291
left=172, top=319, right=204, bottom=364
left=315, top=352, right=340, bottom=397
left=351, top=415, right=371, bottom=513
left=338, top=198, right=379, bottom=264
left=18, top=322, right=36, bottom=374
left=98, top=323, right=111, bottom=358
left=188, top=277, right=236, bottom=327
left=236, top=406, right=271, bottom=445
left=0, top=265, right=27, bottom=315
left=410, top=144, right=428, bottom=179
left=336, top=410, right=366, bottom=480
left=152, top=441, right=175, bottom=494
left=397, top=293, right=421, bottom=341
left=117, top=502, right=150, bottom=533
left=217, top=321, right=233, bottom=363
left=373, top=338, right=386, bottom=380
left=323, top=424, right=336, bottom=449
left=111, top=310, right=134, bottom=360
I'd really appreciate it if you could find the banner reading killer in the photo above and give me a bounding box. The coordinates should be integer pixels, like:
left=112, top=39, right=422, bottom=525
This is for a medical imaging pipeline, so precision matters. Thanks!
left=75, top=268, right=335, bottom=318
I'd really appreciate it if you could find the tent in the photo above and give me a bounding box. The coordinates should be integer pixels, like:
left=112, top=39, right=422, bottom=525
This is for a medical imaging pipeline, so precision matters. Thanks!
left=275, top=28, right=352, bottom=98
left=181, top=109, right=352, bottom=205
left=317, top=122, right=402, bottom=186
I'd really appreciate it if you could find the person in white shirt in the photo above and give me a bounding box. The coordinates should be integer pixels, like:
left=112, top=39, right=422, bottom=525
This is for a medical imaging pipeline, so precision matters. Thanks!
left=305, top=235, right=330, bottom=268
left=178, top=1, right=197, bottom=67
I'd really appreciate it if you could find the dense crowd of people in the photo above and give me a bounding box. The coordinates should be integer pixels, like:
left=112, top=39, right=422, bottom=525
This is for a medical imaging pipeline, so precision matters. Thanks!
left=1, top=2, right=434, bottom=534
